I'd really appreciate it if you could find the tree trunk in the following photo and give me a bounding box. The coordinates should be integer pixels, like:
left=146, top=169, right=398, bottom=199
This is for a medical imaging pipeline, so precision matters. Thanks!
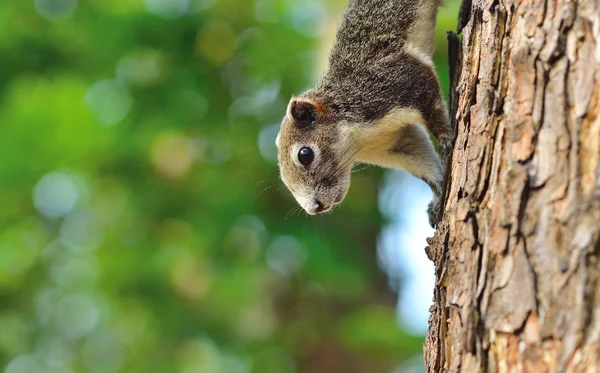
left=425, top=0, right=600, bottom=372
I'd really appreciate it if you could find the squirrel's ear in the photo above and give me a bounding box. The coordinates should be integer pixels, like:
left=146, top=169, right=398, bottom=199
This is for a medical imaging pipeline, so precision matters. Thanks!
left=288, top=99, right=317, bottom=128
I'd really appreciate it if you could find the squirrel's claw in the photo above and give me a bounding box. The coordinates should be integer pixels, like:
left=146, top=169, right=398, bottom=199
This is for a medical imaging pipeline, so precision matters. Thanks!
left=427, top=196, right=441, bottom=228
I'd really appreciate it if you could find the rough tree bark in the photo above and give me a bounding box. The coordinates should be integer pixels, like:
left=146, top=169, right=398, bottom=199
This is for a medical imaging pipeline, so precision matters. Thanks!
left=425, top=0, right=600, bottom=372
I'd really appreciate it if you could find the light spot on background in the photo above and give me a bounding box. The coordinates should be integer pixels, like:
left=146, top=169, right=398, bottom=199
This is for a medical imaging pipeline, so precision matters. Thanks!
left=81, top=331, right=124, bottom=373
left=254, top=0, right=277, bottom=23
left=177, top=338, right=224, bottom=373
left=224, top=215, right=268, bottom=262
left=237, top=298, right=277, bottom=342
left=33, top=172, right=79, bottom=219
left=229, top=79, right=281, bottom=117
left=258, top=124, right=280, bottom=163
left=221, top=355, right=248, bottom=373
left=116, top=50, right=163, bottom=87
left=49, top=254, right=99, bottom=287
left=110, top=301, right=151, bottom=348
left=34, top=0, right=78, bottom=21
left=285, top=0, right=325, bottom=37
left=54, top=293, right=101, bottom=339
left=150, top=130, right=194, bottom=179
left=196, top=21, right=237, bottom=65
left=170, top=253, right=212, bottom=303
left=221, top=58, right=252, bottom=98
left=84, top=79, right=132, bottom=125
left=36, top=288, right=62, bottom=325
left=144, top=0, right=189, bottom=19
left=60, top=211, right=104, bottom=253
left=266, top=236, right=307, bottom=277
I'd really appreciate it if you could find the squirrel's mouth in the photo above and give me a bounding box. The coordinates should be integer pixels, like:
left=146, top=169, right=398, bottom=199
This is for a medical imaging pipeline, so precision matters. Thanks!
left=318, top=204, right=333, bottom=214
left=303, top=187, right=347, bottom=215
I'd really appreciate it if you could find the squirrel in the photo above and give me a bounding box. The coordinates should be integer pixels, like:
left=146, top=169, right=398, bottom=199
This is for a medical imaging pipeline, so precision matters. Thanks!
left=276, top=0, right=454, bottom=228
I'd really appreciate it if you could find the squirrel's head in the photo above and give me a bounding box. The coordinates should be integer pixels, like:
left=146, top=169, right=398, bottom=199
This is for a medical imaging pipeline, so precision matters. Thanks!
left=276, top=97, right=355, bottom=215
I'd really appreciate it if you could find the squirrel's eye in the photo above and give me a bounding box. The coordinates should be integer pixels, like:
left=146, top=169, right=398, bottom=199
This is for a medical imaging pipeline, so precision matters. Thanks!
left=298, top=147, right=314, bottom=167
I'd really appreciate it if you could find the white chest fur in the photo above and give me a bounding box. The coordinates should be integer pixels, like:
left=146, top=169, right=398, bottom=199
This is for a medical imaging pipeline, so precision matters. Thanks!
left=341, top=107, right=443, bottom=185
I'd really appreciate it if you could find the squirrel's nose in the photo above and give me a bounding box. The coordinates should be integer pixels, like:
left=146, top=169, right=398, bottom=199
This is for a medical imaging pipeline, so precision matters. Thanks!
left=305, top=200, right=330, bottom=215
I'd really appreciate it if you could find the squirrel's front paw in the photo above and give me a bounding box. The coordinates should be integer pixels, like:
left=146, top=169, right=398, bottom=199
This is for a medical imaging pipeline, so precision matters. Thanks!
left=427, top=196, right=441, bottom=228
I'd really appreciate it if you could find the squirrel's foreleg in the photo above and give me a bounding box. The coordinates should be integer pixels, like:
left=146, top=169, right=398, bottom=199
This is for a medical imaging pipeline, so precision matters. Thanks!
left=390, top=123, right=444, bottom=227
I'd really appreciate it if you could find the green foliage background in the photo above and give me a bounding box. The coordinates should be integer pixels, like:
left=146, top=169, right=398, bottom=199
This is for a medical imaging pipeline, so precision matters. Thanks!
left=0, top=1, right=459, bottom=372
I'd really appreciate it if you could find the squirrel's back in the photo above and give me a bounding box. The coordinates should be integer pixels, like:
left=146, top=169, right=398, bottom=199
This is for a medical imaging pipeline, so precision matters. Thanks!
left=329, top=0, right=441, bottom=75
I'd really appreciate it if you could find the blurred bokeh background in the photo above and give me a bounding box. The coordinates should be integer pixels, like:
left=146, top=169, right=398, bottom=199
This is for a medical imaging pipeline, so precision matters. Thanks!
left=0, top=1, right=459, bottom=372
